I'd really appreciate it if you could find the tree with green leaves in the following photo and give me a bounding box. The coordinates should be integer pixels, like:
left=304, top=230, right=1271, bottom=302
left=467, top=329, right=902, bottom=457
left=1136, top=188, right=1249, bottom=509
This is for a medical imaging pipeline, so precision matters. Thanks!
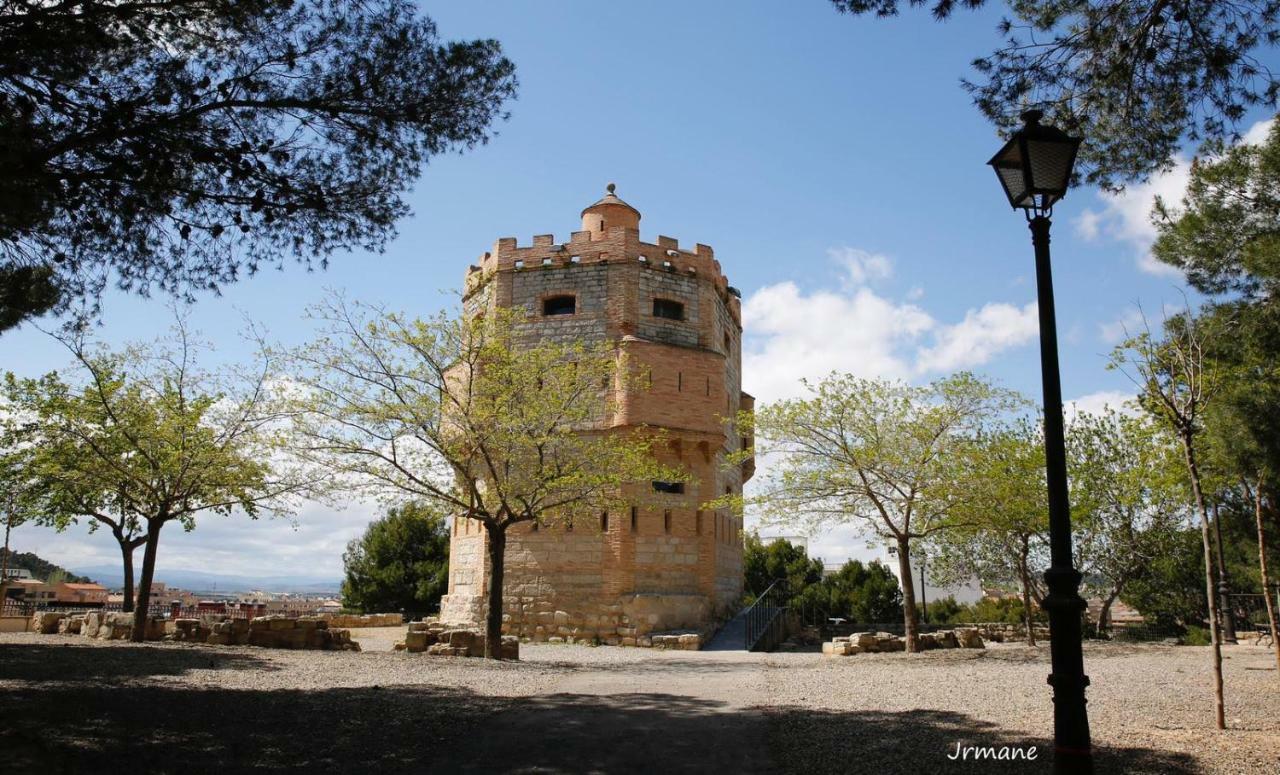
left=4, top=410, right=148, bottom=612
left=284, top=299, right=678, bottom=658
left=1113, top=314, right=1227, bottom=729
left=793, top=558, right=904, bottom=626
left=4, top=315, right=313, bottom=641
left=926, top=419, right=1049, bottom=645
left=741, top=532, right=824, bottom=603
left=731, top=372, right=1020, bottom=653
left=0, top=0, right=517, bottom=330
left=1069, top=409, right=1190, bottom=637
left=341, top=501, right=450, bottom=617
left=1150, top=131, right=1280, bottom=676
left=829, top=1, right=1280, bottom=188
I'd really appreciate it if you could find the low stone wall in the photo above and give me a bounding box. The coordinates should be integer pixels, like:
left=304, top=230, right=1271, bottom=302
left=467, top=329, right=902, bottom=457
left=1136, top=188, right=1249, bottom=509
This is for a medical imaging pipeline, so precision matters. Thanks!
left=33, top=611, right=165, bottom=641
left=196, top=615, right=360, bottom=651
left=0, top=615, right=29, bottom=633
left=822, top=628, right=985, bottom=656
left=32, top=612, right=358, bottom=651
left=395, top=618, right=519, bottom=659
left=973, top=623, right=1049, bottom=643
left=321, top=613, right=402, bottom=628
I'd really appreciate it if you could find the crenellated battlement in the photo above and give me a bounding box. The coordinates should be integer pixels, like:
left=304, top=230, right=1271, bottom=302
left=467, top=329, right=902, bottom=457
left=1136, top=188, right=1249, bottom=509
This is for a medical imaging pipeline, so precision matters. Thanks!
left=463, top=225, right=740, bottom=322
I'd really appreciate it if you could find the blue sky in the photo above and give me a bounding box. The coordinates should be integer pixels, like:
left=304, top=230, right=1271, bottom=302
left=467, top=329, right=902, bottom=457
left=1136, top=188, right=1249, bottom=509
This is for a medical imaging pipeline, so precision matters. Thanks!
left=6, top=1, right=1275, bottom=581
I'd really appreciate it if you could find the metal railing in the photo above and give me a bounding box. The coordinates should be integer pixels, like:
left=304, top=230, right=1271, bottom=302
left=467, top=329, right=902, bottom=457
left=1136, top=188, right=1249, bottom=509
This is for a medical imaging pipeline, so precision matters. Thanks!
left=744, top=578, right=789, bottom=652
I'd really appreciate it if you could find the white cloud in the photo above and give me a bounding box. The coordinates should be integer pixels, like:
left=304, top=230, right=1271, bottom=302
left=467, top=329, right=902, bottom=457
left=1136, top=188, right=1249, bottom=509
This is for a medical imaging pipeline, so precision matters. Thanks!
left=915, top=301, right=1039, bottom=374
left=11, top=497, right=381, bottom=581
left=1076, top=117, right=1276, bottom=276
left=829, top=246, right=893, bottom=287
left=742, top=248, right=1038, bottom=402
left=1098, top=307, right=1145, bottom=344
left=1065, top=390, right=1139, bottom=422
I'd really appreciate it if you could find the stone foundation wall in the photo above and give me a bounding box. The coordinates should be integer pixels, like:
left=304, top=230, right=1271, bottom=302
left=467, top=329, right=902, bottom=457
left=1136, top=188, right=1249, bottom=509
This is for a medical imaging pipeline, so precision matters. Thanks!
left=34, top=612, right=359, bottom=651
left=321, top=613, right=402, bottom=628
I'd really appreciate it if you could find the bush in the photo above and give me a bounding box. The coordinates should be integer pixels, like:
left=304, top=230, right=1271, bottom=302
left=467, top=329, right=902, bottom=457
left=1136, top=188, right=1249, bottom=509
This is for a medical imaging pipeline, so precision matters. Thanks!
left=924, top=596, right=1044, bottom=625
left=341, top=501, right=450, bottom=616
left=1181, top=625, right=1213, bottom=646
left=792, top=559, right=903, bottom=624
left=923, top=595, right=963, bottom=624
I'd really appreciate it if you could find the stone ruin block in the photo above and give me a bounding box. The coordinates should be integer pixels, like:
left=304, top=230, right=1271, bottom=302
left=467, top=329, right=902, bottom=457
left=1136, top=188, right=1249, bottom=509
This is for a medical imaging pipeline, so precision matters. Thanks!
left=33, top=611, right=66, bottom=634
left=57, top=615, right=84, bottom=635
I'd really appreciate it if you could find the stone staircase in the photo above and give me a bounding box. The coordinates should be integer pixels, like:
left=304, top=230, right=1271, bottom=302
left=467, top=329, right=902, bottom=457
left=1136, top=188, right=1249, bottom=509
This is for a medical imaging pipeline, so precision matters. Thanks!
left=703, top=607, right=750, bottom=651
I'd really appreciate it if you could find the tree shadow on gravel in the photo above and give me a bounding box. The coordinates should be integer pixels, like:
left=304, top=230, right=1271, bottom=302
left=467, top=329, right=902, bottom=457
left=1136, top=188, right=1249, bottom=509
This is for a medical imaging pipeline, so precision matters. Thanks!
left=0, top=642, right=279, bottom=682
left=765, top=704, right=1198, bottom=775
left=2, top=680, right=1197, bottom=775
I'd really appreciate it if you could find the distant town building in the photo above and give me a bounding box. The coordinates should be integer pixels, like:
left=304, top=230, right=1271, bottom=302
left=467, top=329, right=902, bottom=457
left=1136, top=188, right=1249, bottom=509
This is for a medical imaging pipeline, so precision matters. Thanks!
left=1, top=567, right=33, bottom=580
left=5, top=579, right=56, bottom=603
left=55, top=582, right=109, bottom=606
left=878, top=545, right=983, bottom=606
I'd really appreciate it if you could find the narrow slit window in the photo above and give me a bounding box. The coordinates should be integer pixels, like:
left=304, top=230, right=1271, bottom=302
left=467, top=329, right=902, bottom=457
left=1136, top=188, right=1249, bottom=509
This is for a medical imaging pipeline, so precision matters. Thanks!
left=601, top=511, right=609, bottom=532
left=653, top=298, right=684, bottom=320
left=630, top=507, right=638, bottom=533
left=664, top=510, right=672, bottom=534
left=677, top=372, right=682, bottom=392
left=724, top=331, right=731, bottom=351
left=543, top=295, right=576, bottom=316
left=695, top=510, right=703, bottom=535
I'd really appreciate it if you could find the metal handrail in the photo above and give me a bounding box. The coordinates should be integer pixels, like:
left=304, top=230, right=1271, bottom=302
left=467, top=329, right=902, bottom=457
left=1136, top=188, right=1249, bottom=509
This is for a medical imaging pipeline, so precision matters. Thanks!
left=744, top=578, right=788, bottom=651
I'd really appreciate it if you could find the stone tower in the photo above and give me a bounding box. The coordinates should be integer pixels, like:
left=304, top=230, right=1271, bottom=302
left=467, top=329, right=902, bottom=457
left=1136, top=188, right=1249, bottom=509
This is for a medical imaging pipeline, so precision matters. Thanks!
left=438, top=185, right=754, bottom=646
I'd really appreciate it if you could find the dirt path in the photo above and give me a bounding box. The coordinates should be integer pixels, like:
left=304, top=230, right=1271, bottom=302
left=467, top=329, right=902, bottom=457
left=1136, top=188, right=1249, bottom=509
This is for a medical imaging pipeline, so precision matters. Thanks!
left=430, top=646, right=775, bottom=773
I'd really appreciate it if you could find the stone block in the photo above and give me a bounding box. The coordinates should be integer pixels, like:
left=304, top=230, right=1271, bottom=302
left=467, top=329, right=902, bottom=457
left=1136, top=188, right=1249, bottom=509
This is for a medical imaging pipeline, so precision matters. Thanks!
left=81, top=612, right=102, bottom=638
left=33, top=611, right=66, bottom=634
left=58, top=615, right=84, bottom=635
left=99, top=613, right=135, bottom=640
left=822, top=641, right=850, bottom=657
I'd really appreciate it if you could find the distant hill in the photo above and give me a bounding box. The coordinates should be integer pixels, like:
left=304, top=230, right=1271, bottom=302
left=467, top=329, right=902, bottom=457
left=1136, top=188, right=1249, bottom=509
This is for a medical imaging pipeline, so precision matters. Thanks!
left=4, top=551, right=92, bottom=584
left=72, top=565, right=341, bottom=595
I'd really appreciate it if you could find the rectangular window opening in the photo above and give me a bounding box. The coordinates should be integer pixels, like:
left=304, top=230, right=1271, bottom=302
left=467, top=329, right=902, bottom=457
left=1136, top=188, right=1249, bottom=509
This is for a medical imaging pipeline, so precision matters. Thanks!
left=653, top=298, right=685, bottom=321
left=543, top=295, right=576, bottom=316
left=652, top=481, right=685, bottom=494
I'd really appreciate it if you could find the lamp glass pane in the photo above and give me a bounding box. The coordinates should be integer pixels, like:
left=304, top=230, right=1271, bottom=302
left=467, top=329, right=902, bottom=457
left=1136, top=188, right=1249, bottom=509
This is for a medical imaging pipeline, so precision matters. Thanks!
left=1026, top=139, right=1075, bottom=194
left=995, top=164, right=1027, bottom=207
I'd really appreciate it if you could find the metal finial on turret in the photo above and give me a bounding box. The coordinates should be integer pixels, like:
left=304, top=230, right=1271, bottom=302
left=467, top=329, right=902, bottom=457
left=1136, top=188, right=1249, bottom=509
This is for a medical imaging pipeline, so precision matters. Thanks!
left=606, top=182, right=616, bottom=194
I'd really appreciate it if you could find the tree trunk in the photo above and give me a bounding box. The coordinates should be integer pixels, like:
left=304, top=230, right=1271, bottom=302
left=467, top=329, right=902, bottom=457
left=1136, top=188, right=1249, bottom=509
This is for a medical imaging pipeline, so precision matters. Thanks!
left=131, top=521, right=162, bottom=643
left=1252, top=483, right=1280, bottom=681
left=1019, top=539, right=1036, bottom=647
left=1097, top=585, right=1123, bottom=640
left=113, top=528, right=137, bottom=614
left=483, top=522, right=507, bottom=659
left=895, top=535, right=920, bottom=653
left=1181, top=435, right=1226, bottom=730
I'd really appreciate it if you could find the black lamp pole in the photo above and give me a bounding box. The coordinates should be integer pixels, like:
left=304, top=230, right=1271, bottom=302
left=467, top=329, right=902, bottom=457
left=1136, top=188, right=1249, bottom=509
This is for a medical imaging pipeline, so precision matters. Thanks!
left=1030, top=211, right=1093, bottom=773
left=989, top=110, right=1092, bottom=774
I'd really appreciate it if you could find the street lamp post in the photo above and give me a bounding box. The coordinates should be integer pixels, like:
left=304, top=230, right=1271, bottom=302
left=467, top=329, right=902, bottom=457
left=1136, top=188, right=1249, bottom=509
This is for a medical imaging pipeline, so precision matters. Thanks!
left=988, top=109, right=1093, bottom=774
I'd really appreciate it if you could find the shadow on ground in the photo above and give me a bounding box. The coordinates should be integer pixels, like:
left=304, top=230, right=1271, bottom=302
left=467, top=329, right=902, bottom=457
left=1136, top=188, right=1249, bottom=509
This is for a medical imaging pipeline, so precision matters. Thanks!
left=765, top=704, right=1197, bottom=775
left=0, top=642, right=279, bottom=681
left=0, top=644, right=1198, bottom=774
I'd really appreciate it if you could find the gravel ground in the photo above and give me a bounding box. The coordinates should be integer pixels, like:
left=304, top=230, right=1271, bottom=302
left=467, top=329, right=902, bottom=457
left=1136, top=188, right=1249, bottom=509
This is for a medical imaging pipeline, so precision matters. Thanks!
left=1, top=632, right=1276, bottom=774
